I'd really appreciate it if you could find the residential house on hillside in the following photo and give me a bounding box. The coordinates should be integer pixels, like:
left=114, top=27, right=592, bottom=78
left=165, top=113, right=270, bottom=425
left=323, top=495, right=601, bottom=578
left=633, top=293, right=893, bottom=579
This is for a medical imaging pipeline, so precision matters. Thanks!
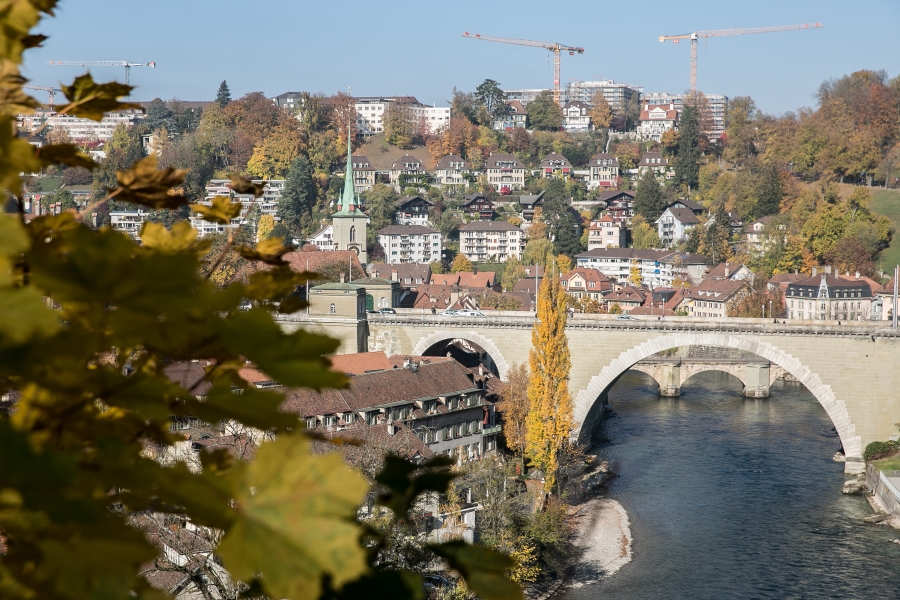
left=679, top=279, right=748, bottom=318
left=191, top=179, right=283, bottom=238
left=562, top=101, right=591, bottom=132
left=667, top=198, right=705, bottom=217
left=389, top=155, right=428, bottom=190
left=604, top=286, right=646, bottom=313
left=743, top=216, right=787, bottom=255
left=784, top=272, right=874, bottom=321
left=306, top=224, right=335, bottom=250
left=350, top=155, right=376, bottom=194
left=394, top=195, right=433, bottom=226
left=588, top=215, right=627, bottom=249
left=576, top=248, right=708, bottom=287
left=518, top=192, right=544, bottom=224
left=352, top=96, right=450, bottom=136
left=705, top=262, right=754, bottom=282
left=485, top=153, right=525, bottom=192
left=110, top=209, right=148, bottom=240
left=600, top=190, right=635, bottom=224
left=461, top=193, right=495, bottom=221
left=376, top=225, right=442, bottom=264
left=588, top=153, right=620, bottom=189
left=655, top=206, right=699, bottom=247
left=636, top=103, right=678, bottom=142
left=368, top=263, right=431, bottom=288
left=539, top=153, right=573, bottom=179
left=560, top=268, right=611, bottom=301
left=494, top=100, right=528, bottom=130
left=434, top=155, right=471, bottom=187
left=282, top=359, right=500, bottom=459
left=458, top=271, right=499, bottom=290
left=459, top=221, right=524, bottom=263
left=637, top=152, right=673, bottom=179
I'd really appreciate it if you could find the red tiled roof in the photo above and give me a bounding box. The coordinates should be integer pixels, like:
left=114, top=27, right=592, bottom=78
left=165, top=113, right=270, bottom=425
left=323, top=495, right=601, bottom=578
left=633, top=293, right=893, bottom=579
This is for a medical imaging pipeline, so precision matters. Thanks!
left=328, top=352, right=394, bottom=375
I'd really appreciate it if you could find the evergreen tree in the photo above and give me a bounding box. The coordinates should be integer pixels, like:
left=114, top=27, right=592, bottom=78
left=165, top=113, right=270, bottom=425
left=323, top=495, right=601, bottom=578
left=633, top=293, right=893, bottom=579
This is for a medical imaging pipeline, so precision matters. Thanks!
left=675, top=104, right=701, bottom=190
left=525, top=262, right=572, bottom=491
left=474, top=79, right=508, bottom=126
left=143, top=98, right=175, bottom=132
left=633, top=169, right=666, bottom=221
left=216, top=80, right=231, bottom=107
left=700, top=202, right=733, bottom=265
left=753, top=161, right=783, bottom=218
left=278, top=156, right=317, bottom=236
left=527, top=91, right=563, bottom=131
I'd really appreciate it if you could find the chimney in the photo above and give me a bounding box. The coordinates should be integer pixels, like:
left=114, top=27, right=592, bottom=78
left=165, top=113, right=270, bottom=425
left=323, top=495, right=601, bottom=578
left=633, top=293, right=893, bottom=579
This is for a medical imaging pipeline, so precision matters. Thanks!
left=391, top=270, right=399, bottom=282
left=812, top=267, right=817, bottom=276
left=387, top=423, right=396, bottom=436
left=846, top=271, right=850, bottom=277
left=340, top=272, right=345, bottom=283
left=724, top=267, right=730, bottom=278
left=478, top=363, right=485, bottom=376
left=403, top=356, right=411, bottom=368
left=855, top=271, right=860, bottom=279
left=91, top=212, right=98, bottom=228
left=824, top=265, right=832, bottom=275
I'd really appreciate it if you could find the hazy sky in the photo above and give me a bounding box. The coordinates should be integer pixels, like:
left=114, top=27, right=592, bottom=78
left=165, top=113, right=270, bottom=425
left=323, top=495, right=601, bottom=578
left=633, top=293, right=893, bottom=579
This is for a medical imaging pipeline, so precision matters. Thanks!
left=21, top=0, right=900, bottom=115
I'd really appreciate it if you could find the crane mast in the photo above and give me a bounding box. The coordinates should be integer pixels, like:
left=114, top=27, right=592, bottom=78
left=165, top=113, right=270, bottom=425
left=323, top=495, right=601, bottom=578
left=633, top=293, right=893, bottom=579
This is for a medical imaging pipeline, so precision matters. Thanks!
left=462, top=32, right=584, bottom=105
left=23, top=84, right=62, bottom=107
left=659, top=23, right=822, bottom=92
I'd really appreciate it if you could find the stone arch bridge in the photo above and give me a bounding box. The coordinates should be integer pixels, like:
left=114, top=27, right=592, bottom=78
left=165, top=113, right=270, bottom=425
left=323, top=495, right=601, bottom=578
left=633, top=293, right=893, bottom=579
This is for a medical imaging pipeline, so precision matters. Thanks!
left=278, top=312, right=900, bottom=473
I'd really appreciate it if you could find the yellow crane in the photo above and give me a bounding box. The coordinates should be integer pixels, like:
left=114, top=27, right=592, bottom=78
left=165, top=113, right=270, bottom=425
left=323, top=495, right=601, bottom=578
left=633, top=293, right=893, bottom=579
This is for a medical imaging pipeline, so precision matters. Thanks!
left=23, top=84, right=62, bottom=108
left=659, top=23, right=823, bottom=93
left=462, top=32, right=584, bottom=105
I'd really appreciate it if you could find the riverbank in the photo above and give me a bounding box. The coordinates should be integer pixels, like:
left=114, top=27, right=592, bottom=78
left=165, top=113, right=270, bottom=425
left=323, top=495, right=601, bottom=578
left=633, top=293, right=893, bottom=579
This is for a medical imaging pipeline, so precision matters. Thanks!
left=565, top=498, right=632, bottom=588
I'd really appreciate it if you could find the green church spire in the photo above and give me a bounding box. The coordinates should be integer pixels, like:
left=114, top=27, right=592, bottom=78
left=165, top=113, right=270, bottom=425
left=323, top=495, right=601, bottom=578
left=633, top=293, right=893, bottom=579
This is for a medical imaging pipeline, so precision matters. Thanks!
left=336, top=122, right=357, bottom=215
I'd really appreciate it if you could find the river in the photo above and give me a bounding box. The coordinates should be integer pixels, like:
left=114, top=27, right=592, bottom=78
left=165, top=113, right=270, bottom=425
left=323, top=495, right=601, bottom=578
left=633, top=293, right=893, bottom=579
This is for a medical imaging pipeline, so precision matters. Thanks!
left=563, top=370, right=900, bottom=600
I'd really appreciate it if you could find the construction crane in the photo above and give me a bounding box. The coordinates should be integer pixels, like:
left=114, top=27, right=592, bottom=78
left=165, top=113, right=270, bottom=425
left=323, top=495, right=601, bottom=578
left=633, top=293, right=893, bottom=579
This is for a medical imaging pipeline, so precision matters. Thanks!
left=23, top=84, right=62, bottom=108
left=462, top=32, right=584, bottom=105
left=47, top=60, right=156, bottom=86
left=659, top=23, right=823, bottom=93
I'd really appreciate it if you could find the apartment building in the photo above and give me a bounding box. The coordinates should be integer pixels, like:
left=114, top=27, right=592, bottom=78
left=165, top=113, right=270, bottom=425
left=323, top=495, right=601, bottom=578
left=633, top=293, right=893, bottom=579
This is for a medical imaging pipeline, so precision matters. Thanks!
left=637, top=152, right=673, bottom=179
left=377, top=224, right=442, bottom=264
left=433, top=155, right=471, bottom=187
left=562, top=101, right=591, bottom=131
left=655, top=206, right=700, bottom=247
left=784, top=273, right=874, bottom=321
left=189, top=179, right=284, bottom=238
left=349, top=155, right=376, bottom=194
left=588, top=153, right=620, bottom=189
left=484, top=153, right=525, bottom=192
left=458, top=221, right=524, bottom=263
left=110, top=209, right=149, bottom=239
left=576, top=248, right=708, bottom=287
left=636, top=103, right=678, bottom=142
left=353, top=96, right=450, bottom=136
left=43, top=108, right=145, bottom=142
left=306, top=224, right=335, bottom=250
left=587, top=215, right=627, bottom=249
left=564, top=79, right=643, bottom=114
left=560, top=268, right=611, bottom=301
left=600, top=190, right=635, bottom=224
left=679, top=279, right=748, bottom=318
left=389, top=154, right=428, bottom=190
left=503, top=89, right=549, bottom=105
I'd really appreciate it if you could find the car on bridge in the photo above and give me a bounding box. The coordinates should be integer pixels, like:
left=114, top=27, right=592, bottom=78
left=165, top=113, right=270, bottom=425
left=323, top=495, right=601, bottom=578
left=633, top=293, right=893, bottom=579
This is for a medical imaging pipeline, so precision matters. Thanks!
left=615, top=315, right=637, bottom=320
left=455, top=310, right=486, bottom=317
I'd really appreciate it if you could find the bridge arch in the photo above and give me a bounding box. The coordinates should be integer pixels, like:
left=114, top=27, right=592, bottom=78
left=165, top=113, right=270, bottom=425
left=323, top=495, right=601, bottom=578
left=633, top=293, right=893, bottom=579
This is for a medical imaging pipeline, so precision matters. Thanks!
left=572, top=332, right=861, bottom=459
left=412, top=330, right=511, bottom=380
left=629, top=363, right=752, bottom=393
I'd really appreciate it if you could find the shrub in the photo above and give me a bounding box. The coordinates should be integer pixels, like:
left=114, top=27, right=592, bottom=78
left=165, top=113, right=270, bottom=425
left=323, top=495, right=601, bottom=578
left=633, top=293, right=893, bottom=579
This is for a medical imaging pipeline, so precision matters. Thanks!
left=864, top=440, right=898, bottom=462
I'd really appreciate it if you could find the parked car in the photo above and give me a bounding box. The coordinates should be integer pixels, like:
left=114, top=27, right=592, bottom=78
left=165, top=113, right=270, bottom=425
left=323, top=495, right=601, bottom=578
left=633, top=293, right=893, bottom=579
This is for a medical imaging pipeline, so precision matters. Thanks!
left=457, top=310, right=486, bottom=317
left=378, top=307, right=397, bottom=314
left=442, top=309, right=460, bottom=316
left=615, top=314, right=637, bottom=320
left=238, top=301, right=253, bottom=311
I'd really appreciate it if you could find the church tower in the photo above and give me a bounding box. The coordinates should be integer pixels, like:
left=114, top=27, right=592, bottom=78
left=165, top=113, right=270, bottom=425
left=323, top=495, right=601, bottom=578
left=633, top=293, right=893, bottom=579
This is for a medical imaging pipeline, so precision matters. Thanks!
left=331, top=126, right=368, bottom=263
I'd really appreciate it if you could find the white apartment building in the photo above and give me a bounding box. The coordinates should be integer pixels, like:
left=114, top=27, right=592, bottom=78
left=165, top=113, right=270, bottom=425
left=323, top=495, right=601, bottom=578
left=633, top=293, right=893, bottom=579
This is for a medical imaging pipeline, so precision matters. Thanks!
left=576, top=248, right=708, bottom=288
left=458, top=221, right=524, bottom=263
left=655, top=206, right=699, bottom=247
left=564, top=80, right=643, bottom=114
left=110, top=209, right=149, bottom=239
left=640, top=92, right=728, bottom=139
left=349, top=155, right=376, bottom=194
left=484, top=153, right=525, bottom=192
left=42, top=108, right=145, bottom=142
left=377, top=225, right=442, bottom=264
left=587, top=216, right=626, bottom=249
left=354, top=97, right=450, bottom=136
left=503, top=89, right=549, bottom=105
left=190, top=179, right=284, bottom=238
left=434, top=155, right=471, bottom=187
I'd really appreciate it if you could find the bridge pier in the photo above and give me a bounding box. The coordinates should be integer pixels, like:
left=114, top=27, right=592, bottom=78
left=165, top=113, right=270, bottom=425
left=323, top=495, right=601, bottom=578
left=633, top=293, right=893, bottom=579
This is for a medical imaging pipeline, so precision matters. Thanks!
left=658, top=362, right=681, bottom=397
left=743, top=363, right=770, bottom=398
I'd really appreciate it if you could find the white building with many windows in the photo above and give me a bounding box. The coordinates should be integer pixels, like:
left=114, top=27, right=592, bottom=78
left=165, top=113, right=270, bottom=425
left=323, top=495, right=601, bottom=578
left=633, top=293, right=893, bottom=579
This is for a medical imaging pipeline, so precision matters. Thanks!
left=43, top=108, right=145, bottom=142
left=354, top=97, right=450, bottom=136
left=377, top=225, right=442, bottom=264
left=458, top=221, right=524, bottom=263
left=575, top=248, right=708, bottom=288
left=189, top=179, right=284, bottom=238
left=588, top=153, right=620, bottom=189
left=484, top=153, right=525, bottom=192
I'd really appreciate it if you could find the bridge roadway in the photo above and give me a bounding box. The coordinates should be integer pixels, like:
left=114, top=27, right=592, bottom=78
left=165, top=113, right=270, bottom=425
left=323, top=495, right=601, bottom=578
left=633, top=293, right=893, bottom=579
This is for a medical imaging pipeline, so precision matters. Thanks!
left=277, top=311, right=900, bottom=473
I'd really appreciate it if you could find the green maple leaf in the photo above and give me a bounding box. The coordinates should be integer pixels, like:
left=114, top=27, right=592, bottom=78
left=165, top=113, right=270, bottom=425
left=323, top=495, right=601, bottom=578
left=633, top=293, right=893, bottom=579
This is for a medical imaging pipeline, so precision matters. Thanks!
left=217, top=433, right=369, bottom=600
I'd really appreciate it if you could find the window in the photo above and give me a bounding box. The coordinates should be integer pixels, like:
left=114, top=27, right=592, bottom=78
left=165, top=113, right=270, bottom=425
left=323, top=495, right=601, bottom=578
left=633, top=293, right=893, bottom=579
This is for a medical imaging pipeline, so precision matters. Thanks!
left=344, top=412, right=355, bottom=424
left=349, top=226, right=356, bottom=243
left=306, top=417, right=317, bottom=429
left=323, top=415, right=336, bottom=427
left=329, top=303, right=336, bottom=314
left=366, top=411, right=378, bottom=425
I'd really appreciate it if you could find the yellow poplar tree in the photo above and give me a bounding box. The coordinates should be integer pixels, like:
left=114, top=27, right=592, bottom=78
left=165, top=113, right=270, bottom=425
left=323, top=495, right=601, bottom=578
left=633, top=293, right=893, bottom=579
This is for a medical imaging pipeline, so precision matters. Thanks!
left=525, top=263, right=573, bottom=491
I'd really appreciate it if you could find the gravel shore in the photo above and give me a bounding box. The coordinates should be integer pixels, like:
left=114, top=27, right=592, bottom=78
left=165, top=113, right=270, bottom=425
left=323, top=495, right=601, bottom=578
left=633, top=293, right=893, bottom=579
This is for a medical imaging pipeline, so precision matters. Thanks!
left=566, top=498, right=633, bottom=588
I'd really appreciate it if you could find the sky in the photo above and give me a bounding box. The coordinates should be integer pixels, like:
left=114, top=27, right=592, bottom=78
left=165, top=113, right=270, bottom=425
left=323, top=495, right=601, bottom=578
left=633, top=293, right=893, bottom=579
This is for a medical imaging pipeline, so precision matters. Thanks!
left=20, top=0, right=900, bottom=115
